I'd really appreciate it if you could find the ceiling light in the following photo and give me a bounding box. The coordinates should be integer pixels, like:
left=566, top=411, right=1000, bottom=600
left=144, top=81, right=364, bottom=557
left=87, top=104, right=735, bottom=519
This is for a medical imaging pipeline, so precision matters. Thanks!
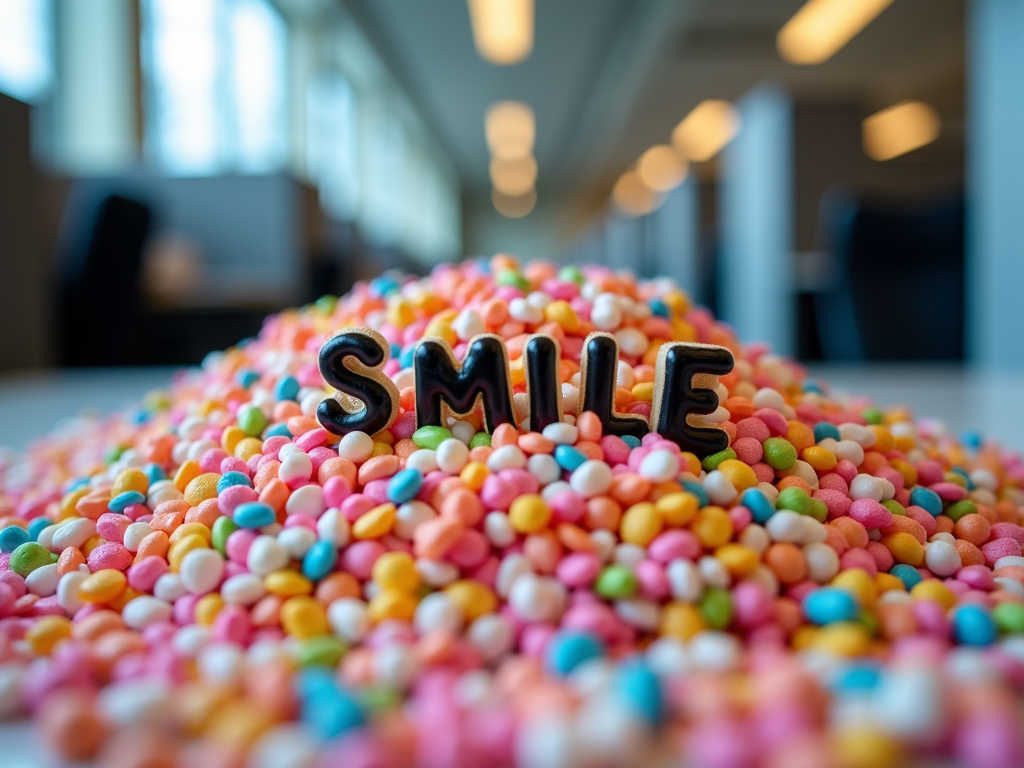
left=485, top=101, right=535, bottom=159
left=862, top=100, right=940, bottom=160
left=492, top=187, right=536, bottom=218
left=468, top=0, right=534, bottom=65
left=637, top=145, right=689, bottom=193
left=613, top=171, right=662, bottom=217
left=778, top=0, right=895, bottom=65
left=490, top=154, right=537, bottom=196
left=671, top=100, right=740, bottom=162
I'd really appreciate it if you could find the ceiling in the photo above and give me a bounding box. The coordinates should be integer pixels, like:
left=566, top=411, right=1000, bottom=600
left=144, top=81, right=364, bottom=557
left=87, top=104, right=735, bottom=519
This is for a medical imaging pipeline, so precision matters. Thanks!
left=342, top=0, right=964, bottom=249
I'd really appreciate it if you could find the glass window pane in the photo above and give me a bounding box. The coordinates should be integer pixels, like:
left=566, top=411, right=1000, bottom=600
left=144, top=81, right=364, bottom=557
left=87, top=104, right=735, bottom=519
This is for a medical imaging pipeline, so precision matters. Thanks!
left=0, top=0, right=52, bottom=102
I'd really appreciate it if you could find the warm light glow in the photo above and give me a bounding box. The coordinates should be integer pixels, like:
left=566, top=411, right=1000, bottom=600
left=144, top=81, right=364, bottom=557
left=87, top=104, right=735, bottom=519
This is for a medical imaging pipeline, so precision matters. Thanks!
left=468, top=0, right=534, bottom=65
left=613, top=171, right=662, bottom=217
left=637, top=144, right=689, bottom=193
left=492, top=187, right=536, bottom=218
left=778, top=0, right=895, bottom=65
left=862, top=100, right=940, bottom=160
left=485, top=101, right=535, bottom=159
left=490, top=154, right=537, bottom=196
left=671, top=100, right=739, bottom=162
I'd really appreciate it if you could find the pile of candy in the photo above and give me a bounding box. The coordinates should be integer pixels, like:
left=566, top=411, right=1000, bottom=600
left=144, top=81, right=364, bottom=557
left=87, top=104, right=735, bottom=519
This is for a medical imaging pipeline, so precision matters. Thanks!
left=2, top=256, right=1024, bottom=768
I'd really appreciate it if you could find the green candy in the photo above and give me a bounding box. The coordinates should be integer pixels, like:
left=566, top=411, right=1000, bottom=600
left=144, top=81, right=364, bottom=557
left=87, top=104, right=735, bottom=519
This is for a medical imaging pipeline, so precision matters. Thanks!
left=945, top=500, right=978, bottom=522
left=775, top=486, right=811, bottom=514
left=412, top=426, right=453, bottom=450
left=495, top=269, right=531, bottom=291
left=858, top=610, right=880, bottom=636
left=9, top=542, right=52, bottom=577
left=595, top=564, right=637, bottom=599
left=359, top=686, right=403, bottom=712
left=558, top=265, right=584, bottom=284
left=699, top=587, right=733, bottom=630
left=702, top=448, right=737, bottom=472
left=762, top=437, right=797, bottom=471
left=237, top=404, right=268, bottom=437
left=993, top=602, right=1024, bottom=634
left=469, top=432, right=492, bottom=449
left=861, top=406, right=884, bottom=425
left=881, top=499, right=906, bottom=516
left=212, top=516, right=239, bottom=556
left=104, top=445, right=127, bottom=465
left=295, top=636, right=347, bottom=667
left=315, top=294, right=338, bottom=315
left=807, top=498, right=829, bottom=523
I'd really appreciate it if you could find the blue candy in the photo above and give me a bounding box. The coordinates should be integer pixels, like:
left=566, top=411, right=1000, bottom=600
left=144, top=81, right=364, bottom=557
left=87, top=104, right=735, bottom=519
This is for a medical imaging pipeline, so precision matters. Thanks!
left=681, top=480, right=709, bottom=508
left=545, top=630, right=605, bottom=676
left=297, top=671, right=365, bottom=738
left=109, top=490, right=146, bottom=513
left=621, top=435, right=642, bottom=449
left=399, top=347, right=415, bottom=369
left=303, top=540, right=338, bottom=582
left=953, top=604, right=998, bottom=647
left=143, top=463, right=167, bottom=484
left=649, top=298, right=669, bottom=318
left=217, top=471, right=253, bottom=494
left=27, top=517, right=50, bottom=542
left=832, top=664, right=882, bottom=693
left=0, top=526, right=30, bottom=553
left=275, top=375, right=300, bottom=401
left=387, top=468, right=423, bottom=505
left=67, top=477, right=90, bottom=493
left=554, top=445, right=587, bottom=472
left=803, top=381, right=823, bottom=394
left=803, top=587, right=860, bottom=625
left=890, top=563, right=923, bottom=591
left=234, top=502, right=277, bottom=528
left=615, top=659, right=664, bottom=725
left=813, top=422, right=841, bottom=442
left=909, top=486, right=942, bottom=516
left=237, top=370, right=260, bottom=388
left=741, top=487, right=775, bottom=524
left=265, top=423, right=293, bottom=439
left=950, top=466, right=974, bottom=490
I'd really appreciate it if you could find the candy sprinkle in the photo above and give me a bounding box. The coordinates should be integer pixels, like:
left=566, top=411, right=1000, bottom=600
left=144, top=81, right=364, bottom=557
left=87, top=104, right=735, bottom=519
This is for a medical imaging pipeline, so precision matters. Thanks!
left=2, top=255, right=1024, bottom=767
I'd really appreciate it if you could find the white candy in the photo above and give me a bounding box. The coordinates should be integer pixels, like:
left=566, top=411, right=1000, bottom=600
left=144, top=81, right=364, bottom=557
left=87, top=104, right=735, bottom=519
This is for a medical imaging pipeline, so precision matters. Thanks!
left=738, top=523, right=769, bottom=555
left=765, top=510, right=805, bottom=543
left=569, top=460, right=613, bottom=498
left=278, top=452, right=313, bottom=484
left=35, top=524, right=60, bottom=551
left=277, top=526, right=317, bottom=559
left=316, top=508, right=351, bottom=547
left=188, top=438, right=218, bottom=462
left=198, top=643, right=247, bottom=687
left=645, top=637, right=690, bottom=677
left=872, top=667, right=944, bottom=740
left=516, top=714, right=577, bottom=768
left=415, top=558, right=459, bottom=587
left=832, top=439, right=866, bottom=466
left=452, top=308, right=485, bottom=341
left=154, top=572, right=187, bottom=602
left=513, top=392, right=531, bottom=422
left=147, top=483, right=182, bottom=509
left=758, top=482, right=780, bottom=503
left=613, top=543, right=646, bottom=568
left=0, top=664, right=25, bottom=718
left=688, top=631, right=742, bottom=671
left=467, top=614, right=515, bottom=662
left=250, top=724, right=321, bottom=768
left=614, top=598, right=660, bottom=632
left=336, top=431, right=374, bottom=463
left=527, top=453, right=561, bottom=486
left=393, top=501, right=436, bottom=540
left=509, top=574, right=566, bottom=623
left=613, top=327, right=648, bottom=357
left=451, top=420, right=476, bottom=445
left=788, top=459, right=820, bottom=490
left=179, top=548, right=225, bottom=594
left=591, top=529, right=617, bottom=563
left=122, top=596, right=173, bottom=629
left=803, top=541, right=840, bottom=582
left=839, top=423, right=877, bottom=448
left=414, top=592, right=463, bottom=634
left=285, top=484, right=326, bottom=518
left=279, top=443, right=303, bottom=460
left=220, top=573, right=266, bottom=605
left=405, top=449, right=439, bottom=474
left=925, top=540, right=962, bottom=577
left=487, top=445, right=527, bottom=471
left=699, top=555, right=731, bottom=588
left=372, top=643, right=418, bottom=690
left=509, top=296, right=544, bottom=324
left=436, top=438, right=470, bottom=474
left=615, top=359, right=634, bottom=389
left=178, top=416, right=207, bottom=440
left=484, top=511, right=517, bottom=548
left=561, top=383, right=579, bottom=415
left=667, top=559, right=703, bottom=602
left=51, top=517, right=97, bottom=551
left=930, top=531, right=956, bottom=546
left=541, top=480, right=573, bottom=502
left=542, top=422, right=578, bottom=445
left=994, top=555, right=1024, bottom=570
left=590, top=297, right=622, bottom=331
left=703, top=470, right=738, bottom=505
left=638, top=450, right=679, bottom=484
left=970, top=468, right=998, bottom=492
left=751, top=387, right=785, bottom=410
left=850, top=474, right=883, bottom=502
left=25, top=563, right=58, bottom=597
left=327, top=598, right=369, bottom=643
left=495, top=553, right=533, bottom=597
left=99, top=679, right=172, bottom=726
left=247, top=535, right=290, bottom=577
left=57, top=571, right=88, bottom=614
left=745, top=565, right=780, bottom=596
left=123, top=522, right=153, bottom=553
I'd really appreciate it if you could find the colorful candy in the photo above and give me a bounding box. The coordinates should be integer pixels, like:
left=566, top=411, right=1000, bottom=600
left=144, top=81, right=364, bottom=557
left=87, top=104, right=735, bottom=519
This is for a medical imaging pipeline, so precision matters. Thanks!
left=1, top=255, right=1024, bottom=767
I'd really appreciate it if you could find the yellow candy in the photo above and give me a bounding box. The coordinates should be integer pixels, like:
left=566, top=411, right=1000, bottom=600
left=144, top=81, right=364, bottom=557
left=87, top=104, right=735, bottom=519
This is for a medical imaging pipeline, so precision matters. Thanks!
left=367, top=589, right=418, bottom=624
left=26, top=615, right=72, bottom=654
left=834, top=728, right=903, bottom=768
left=371, top=441, right=394, bottom=457
left=671, top=318, right=697, bottom=342
left=81, top=535, right=103, bottom=556
left=424, top=320, right=457, bottom=346
left=943, top=471, right=967, bottom=489
left=460, top=462, right=490, bottom=491
left=234, top=437, right=263, bottom=461
left=59, top=488, right=90, bottom=520
left=619, top=502, right=663, bottom=547
left=78, top=569, right=128, bottom=604
left=630, top=382, right=655, bottom=403
left=811, top=622, right=872, bottom=656
left=875, top=572, right=906, bottom=593
left=910, top=579, right=957, bottom=610
left=207, top=701, right=277, bottom=750
left=372, top=551, right=420, bottom=592
left=893, top=435, right=916, bottom=453
left=679, top=453, right=701, bottom=477
left=221, top=425, right=246, bottom=455
left=169, top=522, right=212, bottom=546
left=691, top=506, right=732, bottom=548
left=831, top=568, right=878, bottom=607
left=168, top=534, right=209, bottom=572
left=280, top=595, right=329, bottom=638
left=108, top=587, right=143, bottom=612
left=714, top=544, right=760, bottom=577
left=373, top=430, right=395, bottom=446
left=660, top=602, right=706, bottom=640
left=509, top=494, right=552, bottom=534
left=867, top=426, right=895, bottom=454
left=544, top=300, right=579, bottom=331
left=791, top=625, right=818, bottom=651
left=112, top=468, right=149, bottom=496
left=663, top=290, right=689, bottom=316
left=174, top=460, right=202, bottom=492
left=801, top=446, right=837, bottom=472
left=264, top=570, right=314, bottom=597
left=386, top=296, right=416, bottom=328
left=655, top=492, right=698, bottom=527
left=716, top=459, right=758, bottom=493
left=184, top=473, right=221, bottom=506
left=195, top=593, right=224, bottom=625
left=352, top=503, right=396, bottom=539
left=880, top=532, right=924, bottom=566
left=445, top=579, right=497, bottom=622
left=508, top=356, right=526, bottom=387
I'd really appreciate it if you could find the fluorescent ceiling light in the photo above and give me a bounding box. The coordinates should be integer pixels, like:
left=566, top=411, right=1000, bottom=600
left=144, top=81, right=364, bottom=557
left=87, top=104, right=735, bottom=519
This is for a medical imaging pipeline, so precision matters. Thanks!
left=492, top=187, right=536, bottom=218
left=863, top=100, right=940, bottom=160
left=468, top=0, right=533, bottom=65
left=485, top=101, right=535, bottom=159
left=637, top=145, right=688, bottom=193
left=671, top=100, right=739, bottom=162
left=613, top=171, right=661, bottom=217
left=778, top=0, right=895, bottom=65
left=490, top=154, right=537, bottom=196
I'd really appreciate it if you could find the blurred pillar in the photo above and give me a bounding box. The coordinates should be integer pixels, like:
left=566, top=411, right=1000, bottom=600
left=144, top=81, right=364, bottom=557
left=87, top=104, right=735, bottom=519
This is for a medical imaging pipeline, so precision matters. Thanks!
left=719, top=83, right=794, bottom=356
left=651, top=175, right=700, bottom=298
left=968, top=0, right=1024, bottom=367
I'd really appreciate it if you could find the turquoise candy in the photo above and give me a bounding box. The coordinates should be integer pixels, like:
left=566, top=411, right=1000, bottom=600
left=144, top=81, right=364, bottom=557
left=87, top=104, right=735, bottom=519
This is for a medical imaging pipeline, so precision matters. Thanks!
left=909, top=486, right=942, bottom=516
left=237, top=369, right=260, bottom=388
left=266, top=423, right=293, bottom=439
left=803, top=587, right=860, bottom=625
left=233, top=502, right=277, bottom=528
left=109, top=490, right=145, bottom=513
left=681, top=480, right=709, bottom=508
left=615, top=659, right=664, bottom=725
left=303, top=540, right=338, bottom=582
left=27, top=517, right=50, bottom=541
left=953, top=604, right=998, bottom=646
left=621, top=435, right=642, bottom=449
left=9, top=542, right=52, bottom=577
left=143, top=463, right=167, bottom=484
left=387, top=468, right=423, bottom=505
left=217, top=471, right=253, bottom=494
left=890, top=563, right=923, bottom=591
left=412, top=426, right=452, bottom=450
left=741, top=487, right=775, bottom=524
left=275, top=375, right=300, bottom=401
left=0, top=526, right=30, bottom=553
left=545, top=630, right=605, bottom=676
left=554, top=445, right=587, bottom=472
left=297, top=671, right=365, bottom=738
left=813, top=422, right=841, bottom=442
left=832, top=664, right=882, bottom=693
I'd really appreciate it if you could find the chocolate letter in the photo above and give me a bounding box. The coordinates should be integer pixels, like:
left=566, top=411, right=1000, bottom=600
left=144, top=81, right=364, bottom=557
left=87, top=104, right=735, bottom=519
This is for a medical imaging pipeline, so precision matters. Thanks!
left=650, top=342, right=734, bottom=457
left=524, top=334, right=563, bottom=432
left=317, top=328, right=400, bottom=436
left=578, top=332, right=649, bottom=440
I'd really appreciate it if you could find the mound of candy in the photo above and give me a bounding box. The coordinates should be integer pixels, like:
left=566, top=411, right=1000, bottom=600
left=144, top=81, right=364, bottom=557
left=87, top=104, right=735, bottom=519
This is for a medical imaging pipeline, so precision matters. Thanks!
left=2, top=256, right=1024, bottom=768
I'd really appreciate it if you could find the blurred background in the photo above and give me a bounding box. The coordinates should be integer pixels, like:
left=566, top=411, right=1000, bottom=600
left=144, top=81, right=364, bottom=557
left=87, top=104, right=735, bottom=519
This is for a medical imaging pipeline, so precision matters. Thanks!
left=1, top=0, right=1023, bottom=447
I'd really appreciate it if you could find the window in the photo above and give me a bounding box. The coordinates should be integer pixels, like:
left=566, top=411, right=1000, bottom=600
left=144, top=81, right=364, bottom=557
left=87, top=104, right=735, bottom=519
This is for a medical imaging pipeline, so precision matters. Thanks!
left=306, top=72, right=359, bottom=220
left=0, top=0, right=52, bottom=102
